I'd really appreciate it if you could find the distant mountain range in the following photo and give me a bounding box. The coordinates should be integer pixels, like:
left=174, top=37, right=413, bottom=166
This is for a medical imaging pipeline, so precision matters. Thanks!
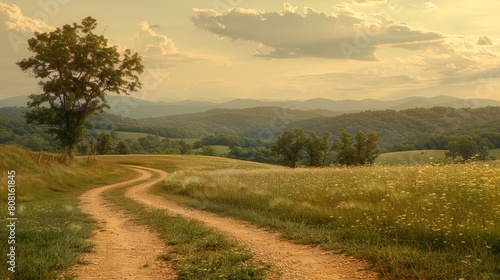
left=1, top=95, right=499, bottom=119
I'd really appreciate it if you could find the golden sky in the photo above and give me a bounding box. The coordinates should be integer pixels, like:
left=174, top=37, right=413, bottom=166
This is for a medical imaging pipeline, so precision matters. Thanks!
left=1, top=0, right=500, bottom=101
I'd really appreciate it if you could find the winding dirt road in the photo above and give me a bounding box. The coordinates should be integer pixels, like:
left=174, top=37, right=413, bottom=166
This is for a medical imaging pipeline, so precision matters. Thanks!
left=69, top=165, right=378, bottom=279
left=124, top=166, right=378, bottom=280
left=67, top=168, right=175, bottom=279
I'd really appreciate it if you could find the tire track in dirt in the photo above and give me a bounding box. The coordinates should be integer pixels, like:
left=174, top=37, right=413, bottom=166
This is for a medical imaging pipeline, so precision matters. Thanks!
left=66, top=168, right=175, bottom=279
left=125, top=165, right=379, bottom=280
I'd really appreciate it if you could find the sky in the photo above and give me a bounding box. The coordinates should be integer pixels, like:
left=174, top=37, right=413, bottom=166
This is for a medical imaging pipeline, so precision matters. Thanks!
left=1, top=0, right=500, bottom=102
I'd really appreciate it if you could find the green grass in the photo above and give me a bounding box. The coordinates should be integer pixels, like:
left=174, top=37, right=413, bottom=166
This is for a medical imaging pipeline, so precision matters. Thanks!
left=193, top=145, right=231, bottom=156
left=153, top=161, right=500, bottom=279
left=0, top=145, right=133, bottom=280
left=377, top=149, right=500, bottom=165
left=102, top=179, right=268, bottom=279
left=489, top=148, right=500, bottom=158
left=96, top=154, right=275, bottom=173
left=376, top=150, right=450, bottom=165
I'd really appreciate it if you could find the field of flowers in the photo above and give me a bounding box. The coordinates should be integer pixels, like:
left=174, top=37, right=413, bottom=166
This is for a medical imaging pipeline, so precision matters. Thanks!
left=159, top=161, right=500, bottom=279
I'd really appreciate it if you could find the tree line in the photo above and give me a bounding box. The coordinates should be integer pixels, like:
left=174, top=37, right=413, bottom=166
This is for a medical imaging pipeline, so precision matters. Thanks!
left=271, top=129, right=380, bottom=168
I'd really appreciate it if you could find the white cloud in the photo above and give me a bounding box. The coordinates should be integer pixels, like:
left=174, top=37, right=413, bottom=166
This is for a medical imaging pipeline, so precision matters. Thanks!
left=0, top=2, right=53, bottom=33
left=191, top=3, right=442, bottom=61
left=133, top=21, right=177, bottom=56
left=132, top=20, right=232, bottom=67
left=352, top=0, right=387, bottom=6
left=424, top=2, right=438, bottom=12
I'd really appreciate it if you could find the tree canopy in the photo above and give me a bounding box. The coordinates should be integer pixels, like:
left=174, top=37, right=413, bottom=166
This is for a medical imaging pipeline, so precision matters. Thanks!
left=272, top=129, right=380, bottom=168
left=17, top=17, right=143, bottom=158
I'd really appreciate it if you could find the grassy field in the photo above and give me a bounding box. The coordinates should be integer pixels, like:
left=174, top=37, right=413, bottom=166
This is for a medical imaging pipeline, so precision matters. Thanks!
left=0, top=148, right=272, bottom=279
left=3, top=146, right=499, bottom=279
left=96, top=154, right=274, bottom=172
left=0, top=145, right=134, bottom=279
left=153, top=159, right=500, bottom=279
left=375, top=150, right=449, bottom=165
left=376, top=149, right=500, bottom=165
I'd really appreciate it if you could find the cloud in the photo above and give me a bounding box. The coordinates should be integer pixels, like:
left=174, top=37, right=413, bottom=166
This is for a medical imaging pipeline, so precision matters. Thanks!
left=478, top=35, right=494, bottom=45
left=132, top=20, right=231, bottom=67
left=423, top=2, right=438, bottom=12
left=352, top=0, right=387, bottom=6
left=191, top=3, right=442, bottom=60
left=134, top=21, right=177, bottom=56
left=0, top=2, right=53, bottom=33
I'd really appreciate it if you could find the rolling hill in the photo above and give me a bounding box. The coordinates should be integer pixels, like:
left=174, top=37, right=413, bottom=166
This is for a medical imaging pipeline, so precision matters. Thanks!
left=2, top=95, right=500, bottom=118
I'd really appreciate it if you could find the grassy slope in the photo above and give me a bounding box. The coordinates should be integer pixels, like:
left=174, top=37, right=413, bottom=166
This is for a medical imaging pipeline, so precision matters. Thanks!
left=0, top=145, right=133, bottom=280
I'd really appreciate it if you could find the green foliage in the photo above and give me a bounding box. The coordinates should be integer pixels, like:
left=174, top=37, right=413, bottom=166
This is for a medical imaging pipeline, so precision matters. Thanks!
left=201, top=145, right=216, bottom=156
left=194, top=135, right=244, bottom=148
left=274, top=129, right=380, bottom=167
left=115, top=140, right=131, bottom=154
left=445, top=135, right=493, bottom=161
left=333, top=129, right=357, bottom=165
left=304, top=131, right=331, bottom=167
left=17, top=17, right=143, bottom=158
left=294, top=106, right=500, bottom=151
left=271, top=129, right=307, bottom=168
left=96, top=132, right=114, bottom=154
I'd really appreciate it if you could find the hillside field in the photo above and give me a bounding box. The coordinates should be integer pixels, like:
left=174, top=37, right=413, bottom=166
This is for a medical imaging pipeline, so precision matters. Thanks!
left=149, top=157, right=500, bottom=279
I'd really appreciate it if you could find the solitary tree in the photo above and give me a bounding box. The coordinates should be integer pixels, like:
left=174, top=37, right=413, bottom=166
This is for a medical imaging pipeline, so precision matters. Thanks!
left=17, top=17, right=143, bottom=158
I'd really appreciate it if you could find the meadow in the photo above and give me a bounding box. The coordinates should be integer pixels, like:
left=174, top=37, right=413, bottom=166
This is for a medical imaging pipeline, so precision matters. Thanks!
left=0, top=145, right=134, bottom=279
left=154, top=160, right=500, bottom=279
left=2, top=146, right=499, bottom=279
left=0, top=148, right=271, bottom=279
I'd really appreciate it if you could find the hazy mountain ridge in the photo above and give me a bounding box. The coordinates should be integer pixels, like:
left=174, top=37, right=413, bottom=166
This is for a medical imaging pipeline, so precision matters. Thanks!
left=1, top=95, right=499, bottom=118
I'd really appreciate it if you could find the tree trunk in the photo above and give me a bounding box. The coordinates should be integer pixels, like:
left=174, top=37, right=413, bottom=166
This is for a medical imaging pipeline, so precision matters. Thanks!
left=67, top=143, right=74, bottom=159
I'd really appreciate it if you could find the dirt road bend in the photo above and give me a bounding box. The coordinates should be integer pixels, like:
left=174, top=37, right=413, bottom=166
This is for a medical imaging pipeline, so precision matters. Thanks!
left=68, top=168, right=175, bottom=279
left=126, top=166, right=378, bottom=280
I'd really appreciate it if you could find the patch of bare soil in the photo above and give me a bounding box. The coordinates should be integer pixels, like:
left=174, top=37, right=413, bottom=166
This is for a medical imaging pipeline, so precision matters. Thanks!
left=126, top=166, right=379, bottom=280
left=65, top=168, right=175, bottom=279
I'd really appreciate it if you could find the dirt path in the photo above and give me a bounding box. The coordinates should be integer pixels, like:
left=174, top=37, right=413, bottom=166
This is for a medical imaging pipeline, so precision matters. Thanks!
left=125, top=166, right=379, bottom=280
left=67, top=168, right=175, bottom=279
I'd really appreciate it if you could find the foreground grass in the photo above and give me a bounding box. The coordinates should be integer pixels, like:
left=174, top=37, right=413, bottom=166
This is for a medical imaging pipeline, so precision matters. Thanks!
left=102, top=181, right=268, bottom=279
left=0, top=145, right=132, bottom=280
left=154, top=161, right=500, bottom=279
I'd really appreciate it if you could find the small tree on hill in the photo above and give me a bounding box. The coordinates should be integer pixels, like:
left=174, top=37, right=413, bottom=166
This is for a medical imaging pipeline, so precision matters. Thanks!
left=17, top=17, right=143, bottom=159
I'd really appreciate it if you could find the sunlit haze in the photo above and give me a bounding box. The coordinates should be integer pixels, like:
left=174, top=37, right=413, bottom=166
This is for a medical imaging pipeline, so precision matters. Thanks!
left=1, top=0, right=500, bottom=101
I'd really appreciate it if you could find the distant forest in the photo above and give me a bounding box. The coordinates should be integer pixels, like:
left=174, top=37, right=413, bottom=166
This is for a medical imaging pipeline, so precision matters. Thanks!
left=1, top=106, right=500, bottom=156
